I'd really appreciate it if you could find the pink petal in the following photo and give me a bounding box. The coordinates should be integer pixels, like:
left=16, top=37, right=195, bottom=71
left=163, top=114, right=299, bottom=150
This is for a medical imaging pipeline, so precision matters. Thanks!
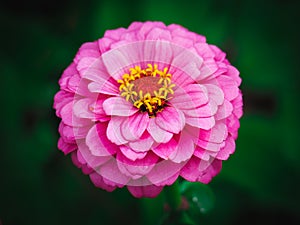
left=194, top=43, right=216, bottom=58
left=73, top=98, right=95, bottom=119
left=204, top=84, right=224, bottom=105
left=59, top=122, right=75, bottom=142
left=120, top=145, right=147, bottom=161
left=53, top=90, right=74, bottom=117
left=216, top=76, right=239, bottom=101
left=169, top=132, right=195, bottom=163
left=147, top=119, right=173, bottom=143
left=171, top=70, right=195, bottom=87
left=127, top=185, right=163, bottom=198
left=180, top=156, right=219, bottom=183
left=60, top=101, right=74, bottom=126
left=152, top=138, right=177, bottom=160
left=96, top=159, right=130, bottom=187
left=197, top=139, right=222, bottom=152
left=170, top=46, right=203, bottom=80
left=180, top=157, right=202, bottom=181
left=182, top=100, right=218, bottom=118
left=86, top=124, right=117, bottom=156
left=116, top=151, right=158, bottom=179
left=146, top=160, right=184, bottom=186
left=215, top=99, right=233, bottom=120
left=216, top=136, right=235, bottom=160
left=121, top=112, right=149, bottom=141
left=103, top=97, right=138, bottom=116
left=193, top=146, right=210, bottom=161
left=198, top=58, right=218, bottom=80
left=146, top=27, right=172, bottom=40
left=168, top=24, right=206, bottom=43
left=227, top=65, right=241, bottom=86
left=78, top=143, right=111, bottom=168
left=67, top=73, right=81, bottom=93
left=199, top=122, right=228, bottom=143
left=155, top=107, right=185, bottom=134
left=185, top=116, right=215, bottom=130
left=170, top=84, right=209, bottom=110
left=88, top=76, right=119, bottom=96
left=89, top=172, right=116, bottom=192
left=106, top=117, right=128, bottom=145
left=58, top=137, right=77, bottom=155
left=104, top=27, right=127, bottom=40
left=76, top=57, right=99, bottom=73
left=197, top=159, right=222, bottom=184
left=128, top=132, right=154, bottom=152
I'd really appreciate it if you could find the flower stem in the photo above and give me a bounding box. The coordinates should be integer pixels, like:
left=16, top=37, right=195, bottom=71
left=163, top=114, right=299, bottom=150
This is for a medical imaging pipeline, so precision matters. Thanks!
left=164, top=180, right=181, bottom=211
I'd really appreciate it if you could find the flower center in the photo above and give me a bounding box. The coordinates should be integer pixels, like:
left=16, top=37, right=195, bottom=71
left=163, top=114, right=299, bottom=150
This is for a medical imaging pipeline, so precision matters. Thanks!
left=118, top=64, right=175, bottom=117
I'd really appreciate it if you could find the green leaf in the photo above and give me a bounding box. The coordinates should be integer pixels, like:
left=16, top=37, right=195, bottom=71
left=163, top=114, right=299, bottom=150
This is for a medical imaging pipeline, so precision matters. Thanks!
left=180, top=181, right=215, bottom=215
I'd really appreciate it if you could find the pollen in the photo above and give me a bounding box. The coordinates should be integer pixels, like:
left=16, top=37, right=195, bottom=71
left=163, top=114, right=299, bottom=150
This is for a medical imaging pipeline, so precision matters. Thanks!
left=118, top=64, right=175, bottom=117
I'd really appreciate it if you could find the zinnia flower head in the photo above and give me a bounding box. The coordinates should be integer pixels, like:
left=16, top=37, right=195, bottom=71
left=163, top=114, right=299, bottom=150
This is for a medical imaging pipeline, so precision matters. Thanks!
left=53, top=21, right=243, bottom=198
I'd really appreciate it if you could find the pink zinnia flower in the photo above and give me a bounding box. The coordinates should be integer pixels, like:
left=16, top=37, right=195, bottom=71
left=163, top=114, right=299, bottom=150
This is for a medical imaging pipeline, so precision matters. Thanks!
left=53, top=21, right=242, bottom=198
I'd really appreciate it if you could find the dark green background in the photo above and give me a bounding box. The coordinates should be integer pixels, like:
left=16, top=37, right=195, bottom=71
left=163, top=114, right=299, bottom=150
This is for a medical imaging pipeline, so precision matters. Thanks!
left=1, top=0, right=300, bottom=224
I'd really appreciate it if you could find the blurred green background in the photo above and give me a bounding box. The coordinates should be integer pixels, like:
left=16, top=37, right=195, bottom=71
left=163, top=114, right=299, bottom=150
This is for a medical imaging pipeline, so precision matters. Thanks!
left=1, top=0, right=300, bottom=224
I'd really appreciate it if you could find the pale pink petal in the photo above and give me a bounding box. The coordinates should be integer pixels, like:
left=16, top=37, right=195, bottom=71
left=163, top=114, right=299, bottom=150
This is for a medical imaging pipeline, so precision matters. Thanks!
left=216, top=76, right=239, bottom=101
left=120, top=145, right=147, bottom=161
left=193, top=146, right=209, bottom=160
left=204, top=84, right=224, bottom=105
left=116, top=152, right=158, bottom=179
left=146, top=159, right=183, bottom=186
left=194, top=43, right=216, bottom=58
left=199, top=122, right=228, bottom=144
left=215, top=99, right=233, bottom=120
left=86, top=124, right=117, bottom=156
left=101, top=41, right=172, bottom=80
left=96, top=159, right=130, bottom=187
left=185, top=116, right=215, bottom=130
left=106, top=117, right=128, bottom=145
left=78, top=143, right=111, bottom=168
left=171, top=70, right=194, bottom=87
left=169, top=132, right=195, bottom=163
left=127, top=185, right=163, bottom=198
left=128, top=132, right=154, bottom=152
left=121, top=113, right=149, bottom=141
left=88, top=77, right=119, bottom=96
left=170, top=84, right=209, bottom=110
left=73, top=98, right=95, bottom=119
left=67, top=73, right=81, bottom=93
left=170, top=47, right=203, bottom=80
left=155, top=107, right=185, bottom=134
left=103, top=97, right=138, bottom=116
left=147, top=119, right=173, bottom=143
left=198, top=58, right=218, bottom=80
left=197, top=139, right=222, bottom=152
left=77, top=57, right=99, bottom=73
left=182, top=100, right=218, bottom=118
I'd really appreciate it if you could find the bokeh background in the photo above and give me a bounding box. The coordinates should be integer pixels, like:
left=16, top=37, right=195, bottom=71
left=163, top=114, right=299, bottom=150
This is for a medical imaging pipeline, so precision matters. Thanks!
left=1, top=0, right=300, bottom=224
